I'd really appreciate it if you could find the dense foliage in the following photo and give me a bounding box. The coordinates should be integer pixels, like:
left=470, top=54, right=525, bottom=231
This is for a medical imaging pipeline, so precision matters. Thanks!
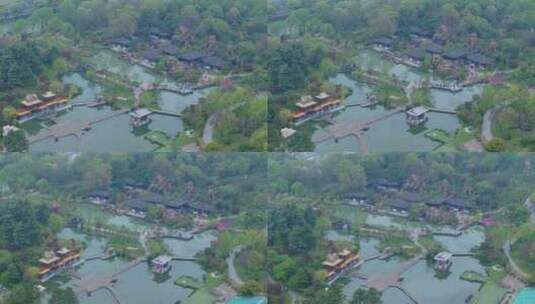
left=271, top=0, right=535, bottom=69
left=270, top=153, right=535, bottom=216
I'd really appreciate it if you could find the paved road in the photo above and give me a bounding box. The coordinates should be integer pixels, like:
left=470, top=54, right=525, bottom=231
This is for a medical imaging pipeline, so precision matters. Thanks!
left=202, top=102, right=245, bottom=145
left=525, top=197, right=535, bottom=224
left=481, top=105, right=499, bottom=142
left=226, top=246, right=244, bottom=287
left=503, top=240, right=530, bottom=281
left=202, top=111, right=221, bottom=144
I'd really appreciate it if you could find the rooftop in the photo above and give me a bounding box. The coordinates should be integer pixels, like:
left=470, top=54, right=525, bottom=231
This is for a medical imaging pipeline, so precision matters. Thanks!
left=86, top=190, right=110, bottom=198
left=178, top=51, right=204, bottom=62
left=21, top=94, right=42, bottom=107
left=443, top=49, right=467, bottom=60
left=407, top=106, right=429, bottom=117
left=153, top=255, right=172, bottom=265
left=434, top=251, right=453, bottom=261
left=296, top=96, right=317, bottom=109
left=398, top=191, right=425, bottom=202
left=407, top=48, right=426, bottom=60
left=373, top=37, right=393, bottom=46
left=466, top=53, right=491, bottom=66
left=130, top=108, right=152, bottom=119
left=42, top=91, right=56, bottom=99
left=315, top=92, right=330, bottom=100
left=143, top=49, right=161, bottom=62
left=385, top=198, right=411, bottom=210
left=162, top=44, right=179, bottom=55
left=426, top=42, right=443, bottom=54
left=202, top=56, right=225, bottom=69
left=126, top=198, right=150, bottom=211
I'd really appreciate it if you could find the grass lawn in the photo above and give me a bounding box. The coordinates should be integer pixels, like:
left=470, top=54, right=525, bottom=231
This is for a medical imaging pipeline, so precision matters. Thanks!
left=144, top=130, right=171, bottom=146
left=428, top=127, right=476, bottom=152
left=511, top=236, right=535, bottom=276
left=184, top=274, right=222, bottom=304
left=471, top=281, right=508, bottom=304
left=419, top=235, right=444, bottom=252
left=460, top=270, right=488, bottom=283
left=333, top=205, right=368, bottom=227
left=235, top=250, right=266, bottom=283
left=175, top=275, right=202, bottom=289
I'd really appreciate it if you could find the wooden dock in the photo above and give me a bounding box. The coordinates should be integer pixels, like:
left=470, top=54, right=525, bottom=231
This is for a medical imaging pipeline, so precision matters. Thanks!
left=149, top=109, right=182, bottom=117
left=427, top=108, right=457, bottom=115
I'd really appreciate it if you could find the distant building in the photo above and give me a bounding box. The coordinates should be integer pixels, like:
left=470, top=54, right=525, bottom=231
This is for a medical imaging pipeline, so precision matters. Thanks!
left=408, top=26, right=431, bottom=39
left=425, top=42, right=443, bottom=55
left=16, top=92, right=69, bottom=123
left=143, top=49, right=161, bottom=64
left=407, top=48, right=426, bottom=65
left=344, top=192, right=368, bottom=206
left=372, top=37, right=393, bottom=51
left=434, top=251, right=452, bottom=271
left=322, top=249, right=360, bottom=282
left=0, top=284, right=7, bottom=296
left=397, top=191, right=426, bottom=204
left=38, top=248, right=82, bottom=282
left=161, top=44, right=179, bottom=56
left=110, top=37, right=131, bottom=52
left=149, top=28, right=172, bottom=40
left=152, top=255, right=172, bottom=274
left=443, top=197, right=472, bottom=212
left=293, top=93, right=344, bottom=125
left=86, top=190, right=111, bottom=205
left=122, top=178, right=146, bottom=192
left=466, top=53, right=491, bottom=68
left=406, top=106, right=429, bottom=126
left=178, top=51, right=204, bottom=64
left=375, top=178, right=401, bottom=191
left=385, top=198, right=411, bottom=215
left=125, top=198, right=150, bottom=218
left=443, top=49, right=467, bottom=64
left=201, top=56, right=225, bottom=70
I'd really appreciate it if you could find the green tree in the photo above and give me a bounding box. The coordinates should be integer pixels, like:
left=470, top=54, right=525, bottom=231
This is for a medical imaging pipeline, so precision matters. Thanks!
left=3, top=130, right=28, bottom=152
left=351, top=288, right=382, bottom=304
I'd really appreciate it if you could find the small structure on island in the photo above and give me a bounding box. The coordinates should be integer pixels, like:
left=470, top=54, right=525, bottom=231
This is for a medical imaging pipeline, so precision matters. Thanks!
left=38, top=248, right=82, bottom=282
left=280, top=127, right=296, bottom=139
left=152, top=255, right=172, bottom=274
left=406, top=106, right=429, bottom=126
left=322, top=249, right=360, bottom=283
left=434, top=251, right=453, bottom=271
left=130, top=108, right=152, bottom=127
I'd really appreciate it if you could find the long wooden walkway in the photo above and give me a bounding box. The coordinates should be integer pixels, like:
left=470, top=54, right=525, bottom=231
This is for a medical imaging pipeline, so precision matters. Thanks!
left=363, top=254, right=423, bottom=291
left=28, top=108, right=131, bottom=144
left=314, top=107, right=403, bottom=147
